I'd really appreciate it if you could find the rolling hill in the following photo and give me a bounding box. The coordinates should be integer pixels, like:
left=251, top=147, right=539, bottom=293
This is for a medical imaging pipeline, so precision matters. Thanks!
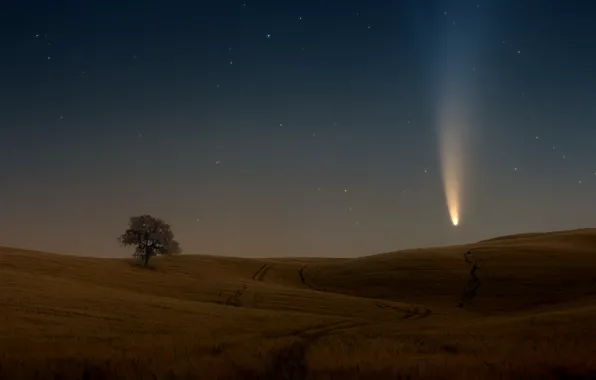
left=2, top=229, right=596, bottom=379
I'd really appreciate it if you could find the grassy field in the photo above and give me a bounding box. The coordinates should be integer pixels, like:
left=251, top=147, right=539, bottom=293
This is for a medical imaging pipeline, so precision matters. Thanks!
left=2, top=229, right=596, bottom=379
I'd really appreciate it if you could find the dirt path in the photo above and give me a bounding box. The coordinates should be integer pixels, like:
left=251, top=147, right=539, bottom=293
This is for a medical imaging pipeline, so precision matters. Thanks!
left=225, top=284, right=247, bottom=307
left=251, top=264, right=272, bottom=282
left=298, top=265, right=323, bottom=292
left=374, top=301, right=431, bottom=320
left=265, top=320, right=365, bottom=380
left=459, top=249, right=481, bottom=308
left=298, top=265, right=431, bottom=320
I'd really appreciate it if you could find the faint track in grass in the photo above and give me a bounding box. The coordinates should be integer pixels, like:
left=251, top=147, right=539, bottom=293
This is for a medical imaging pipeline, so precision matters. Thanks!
left=225, top=284, right=247, bottom=307
left=298, top=265, right=431, bottom=320
left=251, top=264, right=271, bottom=282
left=265, top=319, right=366, bottom=380
left=3, top=305, right=126, bottom=322
left=299, top=265, right=323, bottom=292
left=263, top=319, right=360, bottom=339
left=374, top=302, right=431, bottom=320
left=459, top=249, right=481, bottom=308
left=224, top=263, right=271, bottom=308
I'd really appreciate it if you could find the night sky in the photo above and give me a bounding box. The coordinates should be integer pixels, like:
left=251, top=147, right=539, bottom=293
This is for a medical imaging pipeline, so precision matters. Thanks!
left=2, top=1, right=596, bottom=258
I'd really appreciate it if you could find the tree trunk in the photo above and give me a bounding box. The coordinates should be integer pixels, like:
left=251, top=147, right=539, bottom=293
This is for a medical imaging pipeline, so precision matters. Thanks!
left=144, top=245, right=150, bottom=267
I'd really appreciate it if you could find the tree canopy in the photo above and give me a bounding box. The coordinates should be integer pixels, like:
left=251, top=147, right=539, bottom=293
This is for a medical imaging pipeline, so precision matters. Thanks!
left=118, top=214, right=181, bottom=266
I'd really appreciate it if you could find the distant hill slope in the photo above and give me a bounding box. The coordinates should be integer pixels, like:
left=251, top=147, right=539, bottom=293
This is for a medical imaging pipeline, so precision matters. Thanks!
left=476, top=228, right=596, bottom=245
left=303, top=228, right=596, bottom=311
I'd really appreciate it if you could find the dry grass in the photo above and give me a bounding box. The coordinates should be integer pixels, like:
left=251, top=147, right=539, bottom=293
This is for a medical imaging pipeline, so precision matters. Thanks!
left=2, top=228, right=596, bottom=379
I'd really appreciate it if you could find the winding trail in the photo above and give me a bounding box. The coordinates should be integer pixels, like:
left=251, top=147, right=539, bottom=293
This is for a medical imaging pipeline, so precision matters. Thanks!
left=298, top=265, right=431, bottom=320
left=374, top=302, right=431, bottom=320
left=252, top=264, right=272, bottom=282
left=298, top=265, right=323, bottom=292
left=224, top=262, right=433, bottom=325
left=225, top=284, right=247, bottom=307
left=459, top=249, right=481, bottom=308
left=265, top=320, right=365, bottom=380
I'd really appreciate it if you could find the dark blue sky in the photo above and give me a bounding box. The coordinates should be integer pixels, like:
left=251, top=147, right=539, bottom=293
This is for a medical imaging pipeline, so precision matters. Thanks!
left=1, top=1, right=596, bottom=258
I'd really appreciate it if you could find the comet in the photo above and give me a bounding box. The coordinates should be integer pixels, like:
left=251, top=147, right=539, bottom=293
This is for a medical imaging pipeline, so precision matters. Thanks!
left=438, top=96, right=467, bottom=228
left=437, top=4, right=474, bottom=228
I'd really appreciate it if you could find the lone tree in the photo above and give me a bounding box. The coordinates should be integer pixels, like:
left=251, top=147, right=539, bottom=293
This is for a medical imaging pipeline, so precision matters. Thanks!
left=118, top=214, right=181, bottom=266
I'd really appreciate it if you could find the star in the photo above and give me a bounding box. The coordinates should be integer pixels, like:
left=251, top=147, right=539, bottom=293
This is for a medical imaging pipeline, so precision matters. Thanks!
left=266, top=34, right=271, bottom=39
left=344, top=189, right=348, bottom=193
left=47, top=56, right=51, bottom=60
left=517, top=50, right=521, bottom=54
left=215, top=160, right=221, bottom=164
left=229, top=61, right=233, bottom=65
left=513, top=167, right=518, bottom=171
